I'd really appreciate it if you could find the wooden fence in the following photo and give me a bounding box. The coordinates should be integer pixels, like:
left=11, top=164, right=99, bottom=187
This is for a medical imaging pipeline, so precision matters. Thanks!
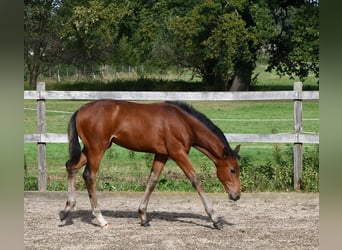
left=24, top=82, right=319, bottom=191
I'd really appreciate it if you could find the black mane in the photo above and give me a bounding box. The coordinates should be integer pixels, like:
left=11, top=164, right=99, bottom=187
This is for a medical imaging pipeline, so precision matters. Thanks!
left=165, top=101, right=239, bottom=159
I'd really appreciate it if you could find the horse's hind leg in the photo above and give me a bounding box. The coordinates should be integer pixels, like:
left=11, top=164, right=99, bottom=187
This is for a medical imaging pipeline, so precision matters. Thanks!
left=82, top=150, right=108, bottom=227
left=60, top=151, right=87, bottom=221
left=138, top=154, right=168, bottom=226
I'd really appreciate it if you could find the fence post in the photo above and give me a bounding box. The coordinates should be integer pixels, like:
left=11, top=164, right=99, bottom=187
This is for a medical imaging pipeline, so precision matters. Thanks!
left=293, top=82, right=303, bottom=190
left=37, top=82, right=47, bottom=191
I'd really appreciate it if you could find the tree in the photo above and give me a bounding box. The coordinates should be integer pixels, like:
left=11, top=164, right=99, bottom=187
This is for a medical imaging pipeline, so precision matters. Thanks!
left=229, top=0, right=277, bottom=90
left=266, top=0, right=319, bottom=82
left=161, top=0, right=280, bottom=90
left=117, top=0, right=277, bottom=90
left=164, top=0, right=319, bottom=89
left=25, top=0, right=319, bottom=90
left=58, top=0, right=121, bottom=75
left=24, top=0, right=62, bottom=88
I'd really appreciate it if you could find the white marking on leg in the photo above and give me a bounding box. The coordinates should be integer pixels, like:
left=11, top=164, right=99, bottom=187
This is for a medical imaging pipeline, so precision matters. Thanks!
left=198, top=192, right=219, bottom=224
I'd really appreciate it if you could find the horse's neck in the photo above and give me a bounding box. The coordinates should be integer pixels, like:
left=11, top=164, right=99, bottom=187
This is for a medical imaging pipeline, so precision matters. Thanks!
left=192, top=122, right=224, bottom=161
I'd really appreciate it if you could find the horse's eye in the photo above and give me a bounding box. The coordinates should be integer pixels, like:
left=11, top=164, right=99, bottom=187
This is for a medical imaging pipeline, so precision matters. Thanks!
left=230, top=169, right=236, bottom=174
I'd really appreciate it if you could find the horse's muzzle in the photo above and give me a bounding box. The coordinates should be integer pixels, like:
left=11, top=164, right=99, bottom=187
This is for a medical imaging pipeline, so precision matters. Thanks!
left=229, top=193, right=240, bottom=201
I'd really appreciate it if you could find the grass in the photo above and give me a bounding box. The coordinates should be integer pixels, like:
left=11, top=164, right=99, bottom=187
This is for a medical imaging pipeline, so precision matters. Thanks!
left=251, top=63, right=319, bottom=91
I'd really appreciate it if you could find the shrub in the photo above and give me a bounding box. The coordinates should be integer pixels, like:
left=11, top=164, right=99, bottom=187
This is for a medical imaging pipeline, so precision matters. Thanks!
left=240, top=144, right=318, bottom=192
left=302, top=145, right=319, bottom=192
left=24, top=176, right=38, bottom=191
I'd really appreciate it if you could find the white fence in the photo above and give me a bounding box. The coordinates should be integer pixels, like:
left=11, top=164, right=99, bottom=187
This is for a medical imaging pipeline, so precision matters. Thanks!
left=24, top=82, right=319, bottom=191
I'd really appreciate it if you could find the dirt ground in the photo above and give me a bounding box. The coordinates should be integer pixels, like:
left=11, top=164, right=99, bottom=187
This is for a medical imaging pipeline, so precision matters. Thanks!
left=24, top=191, right=319, bottom=249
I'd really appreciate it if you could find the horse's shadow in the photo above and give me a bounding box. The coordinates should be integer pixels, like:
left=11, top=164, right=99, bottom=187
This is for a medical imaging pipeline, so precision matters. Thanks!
left=59, top=209, right=234, bottom=229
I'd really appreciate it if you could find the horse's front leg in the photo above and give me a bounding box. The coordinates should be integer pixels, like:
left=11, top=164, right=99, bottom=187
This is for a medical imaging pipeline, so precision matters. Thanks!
left=196, top=184, right=222, bottom=229
left=188, top=173, right=222, bottom=229
left=138, top=154, right=168, bottom=226
left=172, top=152, right=222, bottom=229
left=59, top=152, right=87, bottom=221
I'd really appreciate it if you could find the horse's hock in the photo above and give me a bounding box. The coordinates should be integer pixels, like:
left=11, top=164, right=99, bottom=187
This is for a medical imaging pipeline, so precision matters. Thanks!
left=24, top=191, right=319, bottom=249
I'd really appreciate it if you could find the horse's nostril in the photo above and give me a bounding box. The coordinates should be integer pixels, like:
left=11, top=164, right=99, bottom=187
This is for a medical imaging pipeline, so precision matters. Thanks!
left=229, top=194, right=240, bottom=201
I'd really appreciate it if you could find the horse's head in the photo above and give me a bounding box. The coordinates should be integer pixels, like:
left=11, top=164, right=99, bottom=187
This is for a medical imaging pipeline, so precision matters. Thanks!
left=216, top=145, right=241, bottom=201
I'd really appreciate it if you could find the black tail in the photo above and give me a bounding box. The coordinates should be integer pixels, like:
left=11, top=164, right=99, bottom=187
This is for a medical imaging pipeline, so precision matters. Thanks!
left=68, top=111, right=81, bottom=164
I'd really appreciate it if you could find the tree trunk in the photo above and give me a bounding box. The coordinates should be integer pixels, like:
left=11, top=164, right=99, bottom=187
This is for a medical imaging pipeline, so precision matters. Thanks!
left=229, top=74, right=249, bottom=91
left=28, top=65, right=39, bottom=89
left=229, top=66, right=252, bottom=91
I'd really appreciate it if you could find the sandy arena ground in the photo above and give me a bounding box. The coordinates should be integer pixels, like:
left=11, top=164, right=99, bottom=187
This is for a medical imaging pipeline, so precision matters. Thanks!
left=24, top=191, right=319, bottom=249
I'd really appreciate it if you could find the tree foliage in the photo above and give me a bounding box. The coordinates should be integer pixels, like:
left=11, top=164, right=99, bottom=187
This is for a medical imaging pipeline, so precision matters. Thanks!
left=166, top=0, right=256, bottom=88
left=266, top=1, right=319, bottom=81
left=24, top=0, right=62, bottom=87
left=59, top=0, right=121, bottom=67
left=24, top=0, right=319, bottom=90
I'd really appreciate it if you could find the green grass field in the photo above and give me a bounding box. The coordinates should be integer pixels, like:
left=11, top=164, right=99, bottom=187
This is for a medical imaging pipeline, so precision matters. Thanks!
left=24, top=99, right=319, bottom=192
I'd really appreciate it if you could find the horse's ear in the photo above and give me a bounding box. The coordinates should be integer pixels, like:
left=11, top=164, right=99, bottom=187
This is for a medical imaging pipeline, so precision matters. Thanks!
left=234, top=144, right=241, bottom=154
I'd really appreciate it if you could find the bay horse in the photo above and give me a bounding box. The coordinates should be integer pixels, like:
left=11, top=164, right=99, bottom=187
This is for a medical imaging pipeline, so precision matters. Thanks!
left=59, top=99, right=241, bottom=229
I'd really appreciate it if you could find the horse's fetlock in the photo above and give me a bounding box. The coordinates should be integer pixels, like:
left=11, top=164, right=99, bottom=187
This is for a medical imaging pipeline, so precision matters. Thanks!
left=141, top=221, right=150, bottom=227
left=138, top=207, right=145, bottom=215
left=213, top=221, right=223, bottom=230
left=66, top=200, right=76, bottom=208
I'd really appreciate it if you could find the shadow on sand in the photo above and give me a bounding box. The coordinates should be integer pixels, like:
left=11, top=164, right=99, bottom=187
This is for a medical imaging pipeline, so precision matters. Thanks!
left=59, top=209, right=233, bottom=229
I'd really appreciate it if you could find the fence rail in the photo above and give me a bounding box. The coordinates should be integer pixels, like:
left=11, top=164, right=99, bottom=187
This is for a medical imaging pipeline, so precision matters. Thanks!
left=24, top=132, right=318, bottom=144
left=24, top=82, right=319, bottom=191
left=24, top=89, right=319, bottom=101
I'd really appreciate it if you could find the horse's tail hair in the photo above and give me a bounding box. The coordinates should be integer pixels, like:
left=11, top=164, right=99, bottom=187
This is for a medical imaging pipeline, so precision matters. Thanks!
left=68, top=110, right=81, bottom=164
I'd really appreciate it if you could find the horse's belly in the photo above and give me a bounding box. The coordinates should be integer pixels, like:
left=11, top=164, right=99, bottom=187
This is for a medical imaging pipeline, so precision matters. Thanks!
left=110, top=133, right=168, bottom=154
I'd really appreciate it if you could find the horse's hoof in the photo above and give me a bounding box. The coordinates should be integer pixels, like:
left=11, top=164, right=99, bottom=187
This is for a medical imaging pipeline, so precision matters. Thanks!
left=59, top=210, right=69, bottom=221
left=141, top=221, right=150, bottom=227
left=102, top=223, right=110, bottom=229
left=213, top=221, right=223, bottom=230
